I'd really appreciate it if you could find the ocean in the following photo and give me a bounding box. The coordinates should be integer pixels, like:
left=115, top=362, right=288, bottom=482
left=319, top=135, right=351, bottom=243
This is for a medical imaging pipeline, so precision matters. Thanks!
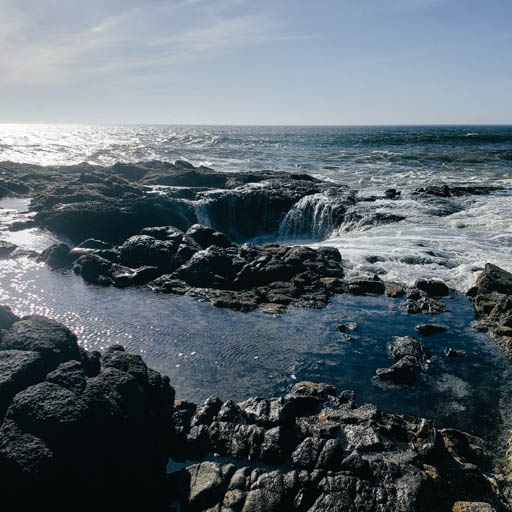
left=2, top=124, right=512, bottom=291
left=1, top=124, right=512, bottom=442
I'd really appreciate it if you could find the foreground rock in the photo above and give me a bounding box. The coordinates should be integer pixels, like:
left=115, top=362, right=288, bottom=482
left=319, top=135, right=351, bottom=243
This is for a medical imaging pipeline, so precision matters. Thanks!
left=468, top=264, right=512, bottom=356
left=0, top=310, right=509, bottom=510
left=169, top=380, right=510, bottom=511
left=0, top=308, right=174, bottom=509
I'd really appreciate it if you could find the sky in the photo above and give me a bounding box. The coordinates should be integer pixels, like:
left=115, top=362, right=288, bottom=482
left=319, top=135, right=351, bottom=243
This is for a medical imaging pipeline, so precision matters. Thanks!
left=0, top=0, right=511, bottom=125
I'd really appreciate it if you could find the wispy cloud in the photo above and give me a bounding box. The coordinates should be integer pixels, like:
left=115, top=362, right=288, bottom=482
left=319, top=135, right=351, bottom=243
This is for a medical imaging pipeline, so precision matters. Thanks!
left=0, top=0, right=288, bottom=86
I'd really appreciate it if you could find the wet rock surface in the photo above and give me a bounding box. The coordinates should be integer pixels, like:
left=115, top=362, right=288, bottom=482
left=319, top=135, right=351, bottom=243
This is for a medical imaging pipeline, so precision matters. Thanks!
left=169, top=380, right=510, bottom=512
left=468, top=264, right=512, bottom=357
left=375, top=336, right=430, bottom=386
left=59, top=225, right=347, bottom=312
left=0, top=310, right=510, bottom=511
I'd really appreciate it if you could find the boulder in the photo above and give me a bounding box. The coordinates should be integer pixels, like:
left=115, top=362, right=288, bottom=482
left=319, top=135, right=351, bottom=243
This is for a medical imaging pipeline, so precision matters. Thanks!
left=186, top=224, right=232, bottom=249
left=0, top=350, right=46, bottom=419
left=72, top=253, right=115, bottom=284
left=119, top=235, right=179, bottom=271
left=346, top=277, right=385, bottom=295
left=38, top=243, right=73, bottom=269
left=375, top=356, right=419, bottom=386
left=0, top=316, right=81, bottom=372
left=415, top=279, right=450, bottom=297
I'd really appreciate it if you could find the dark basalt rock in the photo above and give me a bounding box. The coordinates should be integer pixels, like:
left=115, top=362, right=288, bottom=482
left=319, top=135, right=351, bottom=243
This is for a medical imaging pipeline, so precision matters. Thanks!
left=186, top=224, right=232, bottom=249
left=376, top=336, right=429, bottom=386
left=468, top=264, right=512, bottom=356
left=415, top=279, right=450, bottom=297
left=445, top=348, right=467, bottom=358
left=64, top=224, right=346, bottom=312
left=23, top=160, right=355, bottom=244
left=406, top=286, right=447, bottom=315
left=0, top=350, right=45, bottom=420
left=346, top=276, right=385, bottom=295
left=119, top=235, right=180, bottom=271
left=385, top=188, right=401, bottom=199
left=414, top=185, right=501, bottom=198
left=169, top=382, right=509, bottom=512
left=0, top=312, right=175, bottom=509
left=0, top=315, right=81, bottom=372
left=390, top=335, right=430, bottom=363
left=38, top=243, right=73, bottom=269
left=72, top=253, right=116, bottom=284
left=415, top=324, right=448, bottom=336
left=0, top=310, right=509, bottom=510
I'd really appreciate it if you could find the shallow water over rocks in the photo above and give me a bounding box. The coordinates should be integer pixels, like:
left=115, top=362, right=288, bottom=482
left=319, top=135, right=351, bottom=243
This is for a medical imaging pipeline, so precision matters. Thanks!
left=1, top=254, right=511, bottom=446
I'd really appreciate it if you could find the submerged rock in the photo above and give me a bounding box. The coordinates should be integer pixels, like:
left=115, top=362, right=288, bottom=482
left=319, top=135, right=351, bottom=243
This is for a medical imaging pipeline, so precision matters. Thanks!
left=415, top=324, right=448, bottom=336
left=376, top=336, right=429, bottom=386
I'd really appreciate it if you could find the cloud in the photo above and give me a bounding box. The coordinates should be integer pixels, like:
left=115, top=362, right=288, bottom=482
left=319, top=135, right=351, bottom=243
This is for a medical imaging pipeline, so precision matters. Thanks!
left=0, top=0, right=284, bottom=86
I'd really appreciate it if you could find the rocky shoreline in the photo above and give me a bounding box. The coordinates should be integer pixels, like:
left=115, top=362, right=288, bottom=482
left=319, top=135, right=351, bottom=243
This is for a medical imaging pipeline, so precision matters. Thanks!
left=2, top=160, right=512, bottom=509
left=0, top=307, right=510, bottom=511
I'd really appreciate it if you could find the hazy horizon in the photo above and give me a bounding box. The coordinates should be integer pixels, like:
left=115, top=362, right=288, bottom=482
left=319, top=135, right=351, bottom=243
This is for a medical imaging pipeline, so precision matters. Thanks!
left=1, top=0, right=511, bottom=125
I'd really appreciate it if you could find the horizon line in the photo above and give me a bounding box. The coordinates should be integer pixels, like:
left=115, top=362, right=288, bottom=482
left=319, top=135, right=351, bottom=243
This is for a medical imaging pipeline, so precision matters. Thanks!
left=0, top=122, right=511, bottom=128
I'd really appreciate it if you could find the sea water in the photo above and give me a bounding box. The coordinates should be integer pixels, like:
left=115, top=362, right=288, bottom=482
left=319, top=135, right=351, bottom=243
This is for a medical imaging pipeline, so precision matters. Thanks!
left=1, top=125, right=512, bottom=447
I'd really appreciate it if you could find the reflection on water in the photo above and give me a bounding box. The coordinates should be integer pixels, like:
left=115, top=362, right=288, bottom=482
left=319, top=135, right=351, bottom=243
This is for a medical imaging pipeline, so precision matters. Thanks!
left=1, top=256, right=511, bottom=448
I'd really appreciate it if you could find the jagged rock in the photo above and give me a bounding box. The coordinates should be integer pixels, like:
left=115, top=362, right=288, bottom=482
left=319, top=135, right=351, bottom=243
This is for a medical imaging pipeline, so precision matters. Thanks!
left=376, top=336, right=429, bottom=386
left=0, top=312, right=175, bottom=509
left=0, top=350, right=45, bottom=419
left=375, top=356, right=419, bottom=385
left=385, top=188, right=401, bottom=199
left=406, top=287, right=447, bottom=314
left=414, top=185, right=500, bottom=198
left=76, top=238, right=113, bottom=250
left=415, top=324, right=448, bottom=336
left=119, top=235, right=179, bottom=270
left=390, top=336, right=429, bottom=363
left=385, top=282, right=406, bottom=297
left=468, top=264, right=512, bottom=355
left=452, top=502, right=496, bottom=512
left=0, top=309, right=507, bottom=510
left=112, top=265, right=162, bottom=288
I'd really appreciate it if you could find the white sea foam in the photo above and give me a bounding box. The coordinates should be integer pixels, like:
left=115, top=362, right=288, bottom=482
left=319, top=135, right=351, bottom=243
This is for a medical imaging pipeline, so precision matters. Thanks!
left=309, top=192, right=512, bottom=292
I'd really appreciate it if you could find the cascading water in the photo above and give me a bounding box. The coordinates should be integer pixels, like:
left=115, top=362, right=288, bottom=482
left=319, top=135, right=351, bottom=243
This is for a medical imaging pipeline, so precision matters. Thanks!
left=278, top=192, right=347, bottom=240
left=191, top=199, right=212, bottom=226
